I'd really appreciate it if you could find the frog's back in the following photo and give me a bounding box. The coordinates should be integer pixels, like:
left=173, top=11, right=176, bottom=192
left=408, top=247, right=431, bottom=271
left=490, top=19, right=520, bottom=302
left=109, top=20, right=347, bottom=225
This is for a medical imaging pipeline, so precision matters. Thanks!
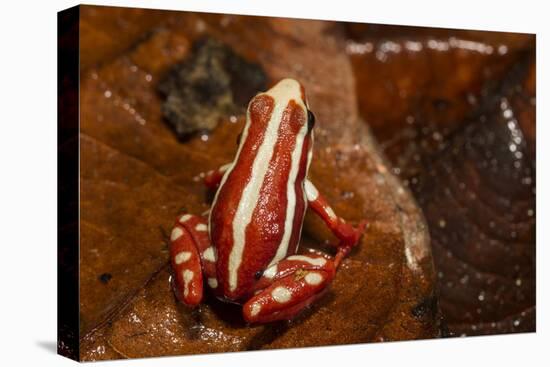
left=209, top=79, right=314, bottom=300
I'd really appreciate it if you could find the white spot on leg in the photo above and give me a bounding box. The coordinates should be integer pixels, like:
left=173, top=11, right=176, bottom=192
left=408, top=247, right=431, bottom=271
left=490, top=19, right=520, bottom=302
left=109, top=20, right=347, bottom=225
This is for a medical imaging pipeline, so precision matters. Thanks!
left=250, top=302, right=262, bottom=317
left=202, top=247, right=216, bottom=262
left=286, top=255, right=327, bottom=266
left=263, top=265, right=278, bottom=279
left=305, top=272, right=324, bottom=285
left=195, top=223, right=208, bottom=232
left=182, top=270, right=194, bottom=298
left=179, top=214, right=192, bottom=223
left=325, top=206, right=337, bottom=220
left=175, top=251, right=192, bottom=264
left=207, top=277, right=218, bottom=289
left=304, top=180, right=319, bottom=201
left=171, top=227, right=183, bottom=241
left=271, top=286, right=292, bottom=303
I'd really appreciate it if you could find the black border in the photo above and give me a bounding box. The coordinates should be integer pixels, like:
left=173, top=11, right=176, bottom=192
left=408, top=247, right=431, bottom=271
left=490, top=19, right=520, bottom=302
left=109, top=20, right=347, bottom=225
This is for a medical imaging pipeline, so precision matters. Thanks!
left=57, top=5, right=80, bottom=361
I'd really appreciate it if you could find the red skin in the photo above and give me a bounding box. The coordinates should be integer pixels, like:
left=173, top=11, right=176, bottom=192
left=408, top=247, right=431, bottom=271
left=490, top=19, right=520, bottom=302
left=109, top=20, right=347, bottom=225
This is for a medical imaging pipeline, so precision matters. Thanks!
left=170, top=175, right=366, bottom=323
left=169, top=80, right=366, bottom=323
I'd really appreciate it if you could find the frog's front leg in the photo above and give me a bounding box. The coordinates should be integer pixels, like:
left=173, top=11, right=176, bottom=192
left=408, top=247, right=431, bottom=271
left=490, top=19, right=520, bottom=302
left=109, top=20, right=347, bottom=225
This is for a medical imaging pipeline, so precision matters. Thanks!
left=170, top=214, right=218, bottom=306
left=204, top=163, right=231, bottom=189
left=242, top=253, right=337, bottom=323
left=304, top=179, right=367, bottom=255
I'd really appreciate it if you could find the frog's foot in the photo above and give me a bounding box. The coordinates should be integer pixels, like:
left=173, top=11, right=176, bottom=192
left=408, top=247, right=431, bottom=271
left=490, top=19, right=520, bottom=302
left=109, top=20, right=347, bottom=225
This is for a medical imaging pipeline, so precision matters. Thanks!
left=242, top=254, right=336, bottom=323
left=170, top=214, right=217, bottom=306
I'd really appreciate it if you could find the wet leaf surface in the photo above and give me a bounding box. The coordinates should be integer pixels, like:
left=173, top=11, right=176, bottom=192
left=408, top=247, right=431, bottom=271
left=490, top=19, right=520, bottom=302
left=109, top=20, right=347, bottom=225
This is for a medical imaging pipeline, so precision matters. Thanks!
left=347, top=25, right=535, bottom=335
left=78, top=7, right=439, bottom=360
left=75, top=5, right=536, bottom=360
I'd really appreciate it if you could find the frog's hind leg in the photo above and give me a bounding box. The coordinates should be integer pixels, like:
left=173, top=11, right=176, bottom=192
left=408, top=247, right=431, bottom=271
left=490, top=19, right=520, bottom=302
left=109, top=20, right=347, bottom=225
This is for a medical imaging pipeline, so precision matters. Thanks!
left=170, top=214, right=217, bottom=306
left=242, top=253, right=337, bottom=323
left=304, top=179, right=367, bottom=255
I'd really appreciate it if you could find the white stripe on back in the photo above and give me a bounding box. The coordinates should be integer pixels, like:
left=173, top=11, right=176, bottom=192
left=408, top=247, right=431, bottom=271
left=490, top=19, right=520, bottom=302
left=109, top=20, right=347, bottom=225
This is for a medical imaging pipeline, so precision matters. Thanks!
left=228, top=80, right=307, bottom=292
left=267, top=121, right=308, bottom=268
left=208, top=107, right=252, bottom=239
left=228, top=103, right=286, bottom=291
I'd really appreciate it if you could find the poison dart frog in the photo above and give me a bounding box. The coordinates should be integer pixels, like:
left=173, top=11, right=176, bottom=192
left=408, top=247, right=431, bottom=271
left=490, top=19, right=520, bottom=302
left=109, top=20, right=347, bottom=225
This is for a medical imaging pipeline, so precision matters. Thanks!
left=169, top=78, right=367, bottom=323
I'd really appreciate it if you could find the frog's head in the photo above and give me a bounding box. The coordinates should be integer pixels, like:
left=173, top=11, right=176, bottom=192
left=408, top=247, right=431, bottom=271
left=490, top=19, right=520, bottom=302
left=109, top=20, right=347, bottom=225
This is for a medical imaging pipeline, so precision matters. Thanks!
left=239, top=78, right=315, bottom=163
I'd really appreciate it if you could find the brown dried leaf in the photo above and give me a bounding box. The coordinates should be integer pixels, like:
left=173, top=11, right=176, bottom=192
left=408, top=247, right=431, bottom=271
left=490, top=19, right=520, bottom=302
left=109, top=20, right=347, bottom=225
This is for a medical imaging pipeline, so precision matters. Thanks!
left=78, top=7, right=439, bottom=361
left=348, top=25, right=535, bottom=336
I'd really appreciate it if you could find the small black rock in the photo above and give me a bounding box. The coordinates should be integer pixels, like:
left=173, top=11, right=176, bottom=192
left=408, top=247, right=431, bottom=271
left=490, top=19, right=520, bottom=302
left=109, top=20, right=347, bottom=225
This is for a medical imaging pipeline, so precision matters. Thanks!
left=99, top=273, right=112, bottom=284
left=158, top=37, right=267, bottom=138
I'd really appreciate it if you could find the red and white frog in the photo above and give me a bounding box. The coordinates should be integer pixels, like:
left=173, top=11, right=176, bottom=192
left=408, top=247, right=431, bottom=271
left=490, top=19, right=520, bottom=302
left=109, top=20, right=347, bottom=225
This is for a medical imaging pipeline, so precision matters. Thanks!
left=169, top=78, right=367, bottom=323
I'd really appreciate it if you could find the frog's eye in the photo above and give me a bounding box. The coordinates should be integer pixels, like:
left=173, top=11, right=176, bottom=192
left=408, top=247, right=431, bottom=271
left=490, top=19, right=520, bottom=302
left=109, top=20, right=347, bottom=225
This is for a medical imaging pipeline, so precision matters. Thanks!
left=307, top=110, right=316, bottom=131
left=236, top=132, right=242, bottom=145
left=254, top=271, right=263, bottom=280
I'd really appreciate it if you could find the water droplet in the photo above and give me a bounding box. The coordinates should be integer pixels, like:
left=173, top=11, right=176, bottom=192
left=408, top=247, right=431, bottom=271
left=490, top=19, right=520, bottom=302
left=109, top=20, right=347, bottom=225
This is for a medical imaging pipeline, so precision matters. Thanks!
left=439, top=219, right=446, bottom=228
left=478, top=292, right=485, bottom=301
left=341, top=191, right=354, bottom=199
left=376, top=164, right=387, bottom=174
left=195, top=19, right=206, bottom=32
left=404, top=41, right=423, bottom=52
left=503, top=109, right=513, bottom=119
left=498, top=45, right=508, bottom=55
left=515, top=278, right=522, bottom=286
left=375, top=50, right=387, bottom=62
left=104, top=90, right=112, bottom=98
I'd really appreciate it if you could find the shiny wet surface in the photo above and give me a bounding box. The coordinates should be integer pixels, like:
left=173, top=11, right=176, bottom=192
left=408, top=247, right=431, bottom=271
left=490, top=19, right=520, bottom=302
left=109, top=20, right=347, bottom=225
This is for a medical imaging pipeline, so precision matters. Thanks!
left=72, top=5, right=534, bottom=360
